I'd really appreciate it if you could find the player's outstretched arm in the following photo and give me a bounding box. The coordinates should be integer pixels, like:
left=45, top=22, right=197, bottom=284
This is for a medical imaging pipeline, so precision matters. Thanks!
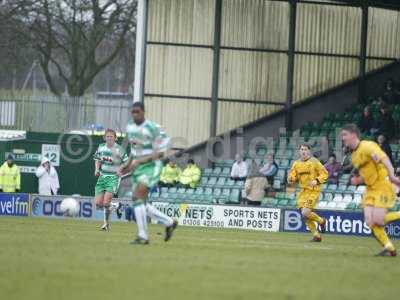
left=118, top=155, right=133, bottom=176
left=316, top=161, right=328, bottom=185
left=381, top=157, right=400, bottom=187
left=287, top=164, right=297, bottom=184
left=94, top=161, right=101, bottom=177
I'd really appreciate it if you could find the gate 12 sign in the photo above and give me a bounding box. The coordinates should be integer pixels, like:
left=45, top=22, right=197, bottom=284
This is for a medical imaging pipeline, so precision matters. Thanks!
left=42, top=144, right=60, bottom=166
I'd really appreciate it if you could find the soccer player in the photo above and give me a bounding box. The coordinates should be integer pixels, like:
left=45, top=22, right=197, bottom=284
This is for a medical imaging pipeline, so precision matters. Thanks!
left=94, top=129, right=127, bottom=231
left=119, top=102, right=178, bottom=245
left=288, top=144, right=328, bottom=242
left=341, top=124, right=400, bottom=257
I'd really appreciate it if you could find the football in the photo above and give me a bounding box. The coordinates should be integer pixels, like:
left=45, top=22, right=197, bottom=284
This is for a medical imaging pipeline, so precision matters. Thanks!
left=60, top=198, right=80, bottom=217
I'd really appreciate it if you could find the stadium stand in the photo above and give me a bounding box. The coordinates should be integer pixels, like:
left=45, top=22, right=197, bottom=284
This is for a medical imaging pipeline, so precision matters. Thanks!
left=151, top=88, right=400, bottom=212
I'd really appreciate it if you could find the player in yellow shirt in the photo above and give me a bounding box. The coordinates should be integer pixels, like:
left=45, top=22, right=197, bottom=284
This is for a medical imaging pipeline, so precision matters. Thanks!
left=288, top=144, right=328, bottom=242
left=341, top=124, right=400, bottom=257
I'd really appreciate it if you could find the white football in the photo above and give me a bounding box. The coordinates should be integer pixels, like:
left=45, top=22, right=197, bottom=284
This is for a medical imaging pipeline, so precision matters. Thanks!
left=60, top=197, right=80, bottom=217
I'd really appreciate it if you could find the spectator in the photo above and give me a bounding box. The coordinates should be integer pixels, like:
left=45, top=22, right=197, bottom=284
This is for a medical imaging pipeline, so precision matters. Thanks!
left=259, top=154, right=278, bottom=185
left=383, top=79, right=400, bottom=105
left=377, top=134, right=393, bottom=164
left=0, top=154, right=21, bottom=193
left=358, top=106, right=376, bottom=136
left=242, top=161, right=268, bottom=206
left=35, top=157, right=60, bottom=195
left=377, top=104, right=395, bottom=139
left=324, top=154, right=342, bottom=184
left=159, top=159, right=181, bottom=188
left=230, top=154, right=248, bottom=181
left=341, top=146, right=353, bottom=174
left=179, top=159, right=201, bottom=189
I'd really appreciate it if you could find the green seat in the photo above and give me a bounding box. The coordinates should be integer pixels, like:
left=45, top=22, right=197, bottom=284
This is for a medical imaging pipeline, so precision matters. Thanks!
left=214, top=160, right=225, bottom=168
left=187, top=194, right=198, bottom=202
left=279, top=159, right=290, bottom=169
left=226, top=179, right=235, bottom=187
left=276, top=192, right=286, bottom=199
left=213, top=188, right=222, bottom=197
left=195, top=187, right=204, bottom=195
left=203, top=194, right=214, bottom=204
left=229, top=189, right=240, bottom=203
left=276, top=169, right=286, bottom=180
left=222, top=189, right=231, bottom=198
left=212, top=167, right=222, bottom=176
left=206, top=177, right=217, bottom=187
left=215, top=177, right=226, bottom=188
left=221, top=167, right=231, bottom=177
left=261, top=198, right=276, bottom=206
left=324, top=193, right=333, bottom=202
left=203, top=168, right=212, bottom=176
left=200, top=177, right=208, bottom=186
left=269, top=199, right=279, bottom=207
left=204, top=188, right=213, bottom=195
left=278, top=199, right=289, bottom=207
left=150, top=191, right=159, bottom=200
left=273, top=180, right=282, bottom=190
left=346, top=202, right=357, bottom=210
left=326, top=184, right=337, bottom=192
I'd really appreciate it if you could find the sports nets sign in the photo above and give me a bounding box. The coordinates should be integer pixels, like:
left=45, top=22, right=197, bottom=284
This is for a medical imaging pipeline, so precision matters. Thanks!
left=151, top=202, right=281, bottom=232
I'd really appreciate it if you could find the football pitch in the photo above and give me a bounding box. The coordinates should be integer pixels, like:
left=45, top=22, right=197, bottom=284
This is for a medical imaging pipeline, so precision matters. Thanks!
left=0, top=217, right=399, bottom=300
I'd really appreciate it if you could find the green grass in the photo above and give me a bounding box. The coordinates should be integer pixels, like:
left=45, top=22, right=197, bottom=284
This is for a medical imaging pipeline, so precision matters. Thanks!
left=0, top=217, right=399, bottom=300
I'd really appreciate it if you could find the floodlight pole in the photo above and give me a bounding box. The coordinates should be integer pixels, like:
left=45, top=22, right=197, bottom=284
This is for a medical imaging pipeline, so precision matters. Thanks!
left=133, top=0, right=148, bottom=103
left=359, top=1, right=368, bottom=103
left=210, top=0, right=223, bottom=138
left=285, top=0, right=297, bottom=132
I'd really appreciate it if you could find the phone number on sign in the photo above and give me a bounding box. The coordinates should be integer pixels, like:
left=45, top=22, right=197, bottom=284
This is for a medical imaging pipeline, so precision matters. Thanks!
left=182, top=219, right=225, bottom=228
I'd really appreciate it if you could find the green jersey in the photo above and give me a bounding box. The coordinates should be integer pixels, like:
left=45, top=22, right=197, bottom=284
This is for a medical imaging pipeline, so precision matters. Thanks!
left=94, top=143, right=128, bottom=176
left=126, top=119, right=170, bottom=158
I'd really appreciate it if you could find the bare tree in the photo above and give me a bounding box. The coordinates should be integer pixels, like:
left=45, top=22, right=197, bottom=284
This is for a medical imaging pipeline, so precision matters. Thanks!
left=7, top=0, right=137, bottom=97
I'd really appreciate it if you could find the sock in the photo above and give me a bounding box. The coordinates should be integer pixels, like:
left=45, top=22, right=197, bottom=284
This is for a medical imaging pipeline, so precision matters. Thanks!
left=146, top=203, right=173, bottom=227
left=308, top=212, right=323, bottom=224
left=371, top=225, right=395, bottom=251
left=109, top=202, right=117, bottom=211
left=104, top=205, right=111, bottom=225
left=305, top=219, right=320, bottom=237
left=133, top=200, right=148, bottom=240
left=384, top=212, right=400, bottom=225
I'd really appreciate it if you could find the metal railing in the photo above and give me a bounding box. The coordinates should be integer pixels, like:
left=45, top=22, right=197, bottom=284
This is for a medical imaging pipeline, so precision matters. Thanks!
left=0, top=95, right=132, bottom=132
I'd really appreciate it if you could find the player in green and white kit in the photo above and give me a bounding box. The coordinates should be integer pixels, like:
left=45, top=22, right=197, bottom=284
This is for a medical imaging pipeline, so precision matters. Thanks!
left=119, top=102, right=177, bottom=244
left=94, top=129, right=128, bottom=231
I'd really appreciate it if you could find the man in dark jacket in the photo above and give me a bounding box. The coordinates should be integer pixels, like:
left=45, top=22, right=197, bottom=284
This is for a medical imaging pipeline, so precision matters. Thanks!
left=377, top=105, right=395, bottom=139
left=377, top=134, right=393, bottom=164
left=358, top=106, right=375, bottom=135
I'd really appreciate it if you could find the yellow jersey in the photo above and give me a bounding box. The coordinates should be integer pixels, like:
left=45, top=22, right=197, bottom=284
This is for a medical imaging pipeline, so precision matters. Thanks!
left=288, top=157, right=328, bottom=191
left=351, top=140, right=390, bottom=189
